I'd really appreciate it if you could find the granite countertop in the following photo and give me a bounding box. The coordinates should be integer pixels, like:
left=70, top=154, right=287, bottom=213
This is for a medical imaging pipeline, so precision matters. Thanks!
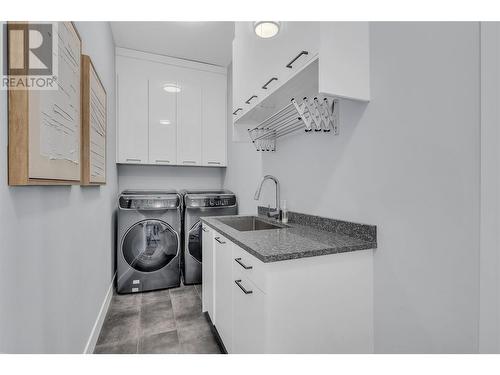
left=201, top=209, right=377, bottom=263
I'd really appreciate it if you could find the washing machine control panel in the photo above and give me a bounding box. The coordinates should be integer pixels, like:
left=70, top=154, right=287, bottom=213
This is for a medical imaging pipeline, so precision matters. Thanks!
left=185, top=195, right=236, bottom=208
left=119, top=195, right=180, bottom=210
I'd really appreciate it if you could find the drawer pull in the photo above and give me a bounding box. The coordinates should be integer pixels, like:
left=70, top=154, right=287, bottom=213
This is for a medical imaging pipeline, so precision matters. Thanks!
left=245, top=95, right=258, bottom=104
left=155, top=159, right=170, bottom=163
left=286, top=50, right=309, bottom=69
left=182, top=160, right=197, bottom=164
left=202, top=227, right=208, bottom=232
left=215, top=237, right=226, bottom=244
left=262, top=77, right=278, bottom=89
left=126, top=158, right=141, bottom=162
left=233, top=108, right=243, bottom=115
left=235, top=279, right=253, bottom=294
left=207, top=161, right=221, bottom=165
left=235, top=257, right=253, bottom=270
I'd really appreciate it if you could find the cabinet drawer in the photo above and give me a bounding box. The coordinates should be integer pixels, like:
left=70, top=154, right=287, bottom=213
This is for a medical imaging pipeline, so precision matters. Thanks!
left=232, top=271, right=266, bottom=354
left=232, top=244, right=267, bottom=293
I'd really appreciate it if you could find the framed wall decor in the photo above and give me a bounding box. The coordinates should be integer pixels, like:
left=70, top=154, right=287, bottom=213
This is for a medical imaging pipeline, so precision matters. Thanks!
left=81, top=54, right=106, bottom=185
left=8, top=21, right=82, bottom=185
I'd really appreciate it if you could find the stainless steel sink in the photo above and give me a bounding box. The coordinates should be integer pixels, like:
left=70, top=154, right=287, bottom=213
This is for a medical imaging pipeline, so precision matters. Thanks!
left=218, top=216, right=287, bottom=232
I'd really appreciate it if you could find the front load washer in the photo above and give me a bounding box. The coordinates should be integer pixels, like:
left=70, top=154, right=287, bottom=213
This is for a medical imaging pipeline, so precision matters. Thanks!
left=181, top=190, right=237, bottom=285
left=117, top=190, right=182, bottom=294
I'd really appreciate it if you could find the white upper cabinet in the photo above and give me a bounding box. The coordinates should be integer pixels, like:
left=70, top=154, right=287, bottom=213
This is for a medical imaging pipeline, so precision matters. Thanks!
left=319, top=22, right=370, bottom=101
left=232, top=22, right=319, bottom=121
left=116, top=48, right=227, bottom=167
left=149, top=76, right=178, bottom=165
left=117, top=57, right=149, bottom=164
left=177, top=82, right=202, bottom=166
left=232, top=22, right=370, bottom=126
left=202, top=73, right=227, bottom=166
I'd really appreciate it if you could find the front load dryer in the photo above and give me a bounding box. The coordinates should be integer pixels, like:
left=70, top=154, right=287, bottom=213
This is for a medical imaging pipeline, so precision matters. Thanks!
left=117, top=190, right=182, bottom=294
left=181, top=190, right=237, bottom=285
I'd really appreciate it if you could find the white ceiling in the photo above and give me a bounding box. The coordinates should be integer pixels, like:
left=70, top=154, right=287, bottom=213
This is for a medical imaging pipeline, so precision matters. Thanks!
left=110, top=22, right=234, bottom=67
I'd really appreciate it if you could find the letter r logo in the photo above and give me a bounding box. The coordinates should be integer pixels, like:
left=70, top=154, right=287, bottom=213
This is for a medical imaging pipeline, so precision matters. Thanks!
left=8, top=23, right=53, bottom=76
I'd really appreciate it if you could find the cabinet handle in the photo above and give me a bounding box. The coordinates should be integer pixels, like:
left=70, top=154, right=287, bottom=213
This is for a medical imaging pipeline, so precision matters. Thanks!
left=235, top=279, right=253, bottom=294
left=234, top=257, right=253, bottom=270
left=262, top=77, right=278, bottom=89
left=233, top=108, right=243, bottom=115
left=202, top=227, right=208, bottom=232
left=155, top=159, right=170, bottom=164
left=215, top=237, right=226, bottom=244
left=245, top=95, right=258, bottom=104
left=207, top=161, right=221, bottom=165
left=286, top=51, right=309, bottom=69
left=183, top=160, right=197, bottom=164
left=126, top=158, right=141, bottom=162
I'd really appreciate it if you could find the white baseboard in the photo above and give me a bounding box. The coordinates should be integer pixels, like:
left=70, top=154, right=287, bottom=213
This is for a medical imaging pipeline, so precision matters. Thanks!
left=83, top=273, right=116, bottom=354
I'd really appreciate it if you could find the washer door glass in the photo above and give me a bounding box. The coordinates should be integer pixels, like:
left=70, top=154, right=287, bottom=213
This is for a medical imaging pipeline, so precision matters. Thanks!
left=188, top=221, right=202, bottom=263
left=122, top=220, right=178, bottom=272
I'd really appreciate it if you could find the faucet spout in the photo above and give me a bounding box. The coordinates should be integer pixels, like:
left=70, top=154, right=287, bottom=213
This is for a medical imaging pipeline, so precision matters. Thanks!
left=254, top=185, right=262, bottom=200
left=254, top=175, right=281, bottom=221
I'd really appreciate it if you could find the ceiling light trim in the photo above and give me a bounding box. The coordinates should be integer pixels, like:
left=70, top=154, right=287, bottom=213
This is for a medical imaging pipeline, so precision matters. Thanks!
left=254, top=21, right=281, bottom=39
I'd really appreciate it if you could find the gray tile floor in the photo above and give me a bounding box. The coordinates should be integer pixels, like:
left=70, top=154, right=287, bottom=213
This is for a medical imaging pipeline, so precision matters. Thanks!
left=94, top=283, right=222, bottom=354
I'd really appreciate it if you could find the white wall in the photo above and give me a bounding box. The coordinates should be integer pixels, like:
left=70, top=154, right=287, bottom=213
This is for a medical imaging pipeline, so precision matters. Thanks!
left=222, top=64, right=262, bottom=214
left=224, top=22, right=481, bottom=353
left=479, top=22, right=500, bottom=353
left=0, top=22, right=118, bottom=353
left=118, top=165, right=223, bottom=192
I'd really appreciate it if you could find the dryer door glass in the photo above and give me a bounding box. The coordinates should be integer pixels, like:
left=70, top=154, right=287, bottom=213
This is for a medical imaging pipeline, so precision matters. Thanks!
left=122, top=220, right=178, bottom=272
left=188, top=220, right=202, bottom=263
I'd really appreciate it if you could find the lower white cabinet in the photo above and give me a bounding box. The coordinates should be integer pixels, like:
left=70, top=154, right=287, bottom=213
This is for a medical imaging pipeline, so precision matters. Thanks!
left=201, top=224, right=215, bottom=320
left=232, top=271, right=266, bottom=354
left=213, top=234, right=233, bottom=352
left=203, top=227, right=374, bottom=354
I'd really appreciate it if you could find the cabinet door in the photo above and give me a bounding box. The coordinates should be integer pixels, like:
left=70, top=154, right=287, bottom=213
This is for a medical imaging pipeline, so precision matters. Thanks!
left=149, top=78, right=177, bottom=165
left=232, top=26, right=254, bottom=121
left=318, top=22, right=370, bottom=101
left=202, top=73, right=227, bottom=167
left=202, top=225, right=215, bottom=320
left=232, top=273, right=266, bottom=354
left=117, top=71, right=148, bottom=164
left=177, top=82, right=202, bottom=166
left=232, top=22, right=319, bottom=122
left=214, top=234, right=233, bottom=353
left=271, top=22, right=319, bottom=78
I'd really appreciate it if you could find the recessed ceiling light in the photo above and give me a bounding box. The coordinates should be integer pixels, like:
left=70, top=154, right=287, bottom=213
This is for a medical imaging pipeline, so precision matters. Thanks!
left=163, top=83, right=181, bottom=93
left=159, top=120, right=171, bottom=125
left=254, top=21, right=280, bottom=39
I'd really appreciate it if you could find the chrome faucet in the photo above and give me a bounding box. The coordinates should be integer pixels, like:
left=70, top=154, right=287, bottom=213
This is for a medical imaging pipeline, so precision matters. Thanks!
left=254, top=175, right=281, bottom=221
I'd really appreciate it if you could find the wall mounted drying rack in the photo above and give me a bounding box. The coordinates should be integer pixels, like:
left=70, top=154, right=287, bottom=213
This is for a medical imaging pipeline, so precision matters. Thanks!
left=247, top=96, right=339, bottom=152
